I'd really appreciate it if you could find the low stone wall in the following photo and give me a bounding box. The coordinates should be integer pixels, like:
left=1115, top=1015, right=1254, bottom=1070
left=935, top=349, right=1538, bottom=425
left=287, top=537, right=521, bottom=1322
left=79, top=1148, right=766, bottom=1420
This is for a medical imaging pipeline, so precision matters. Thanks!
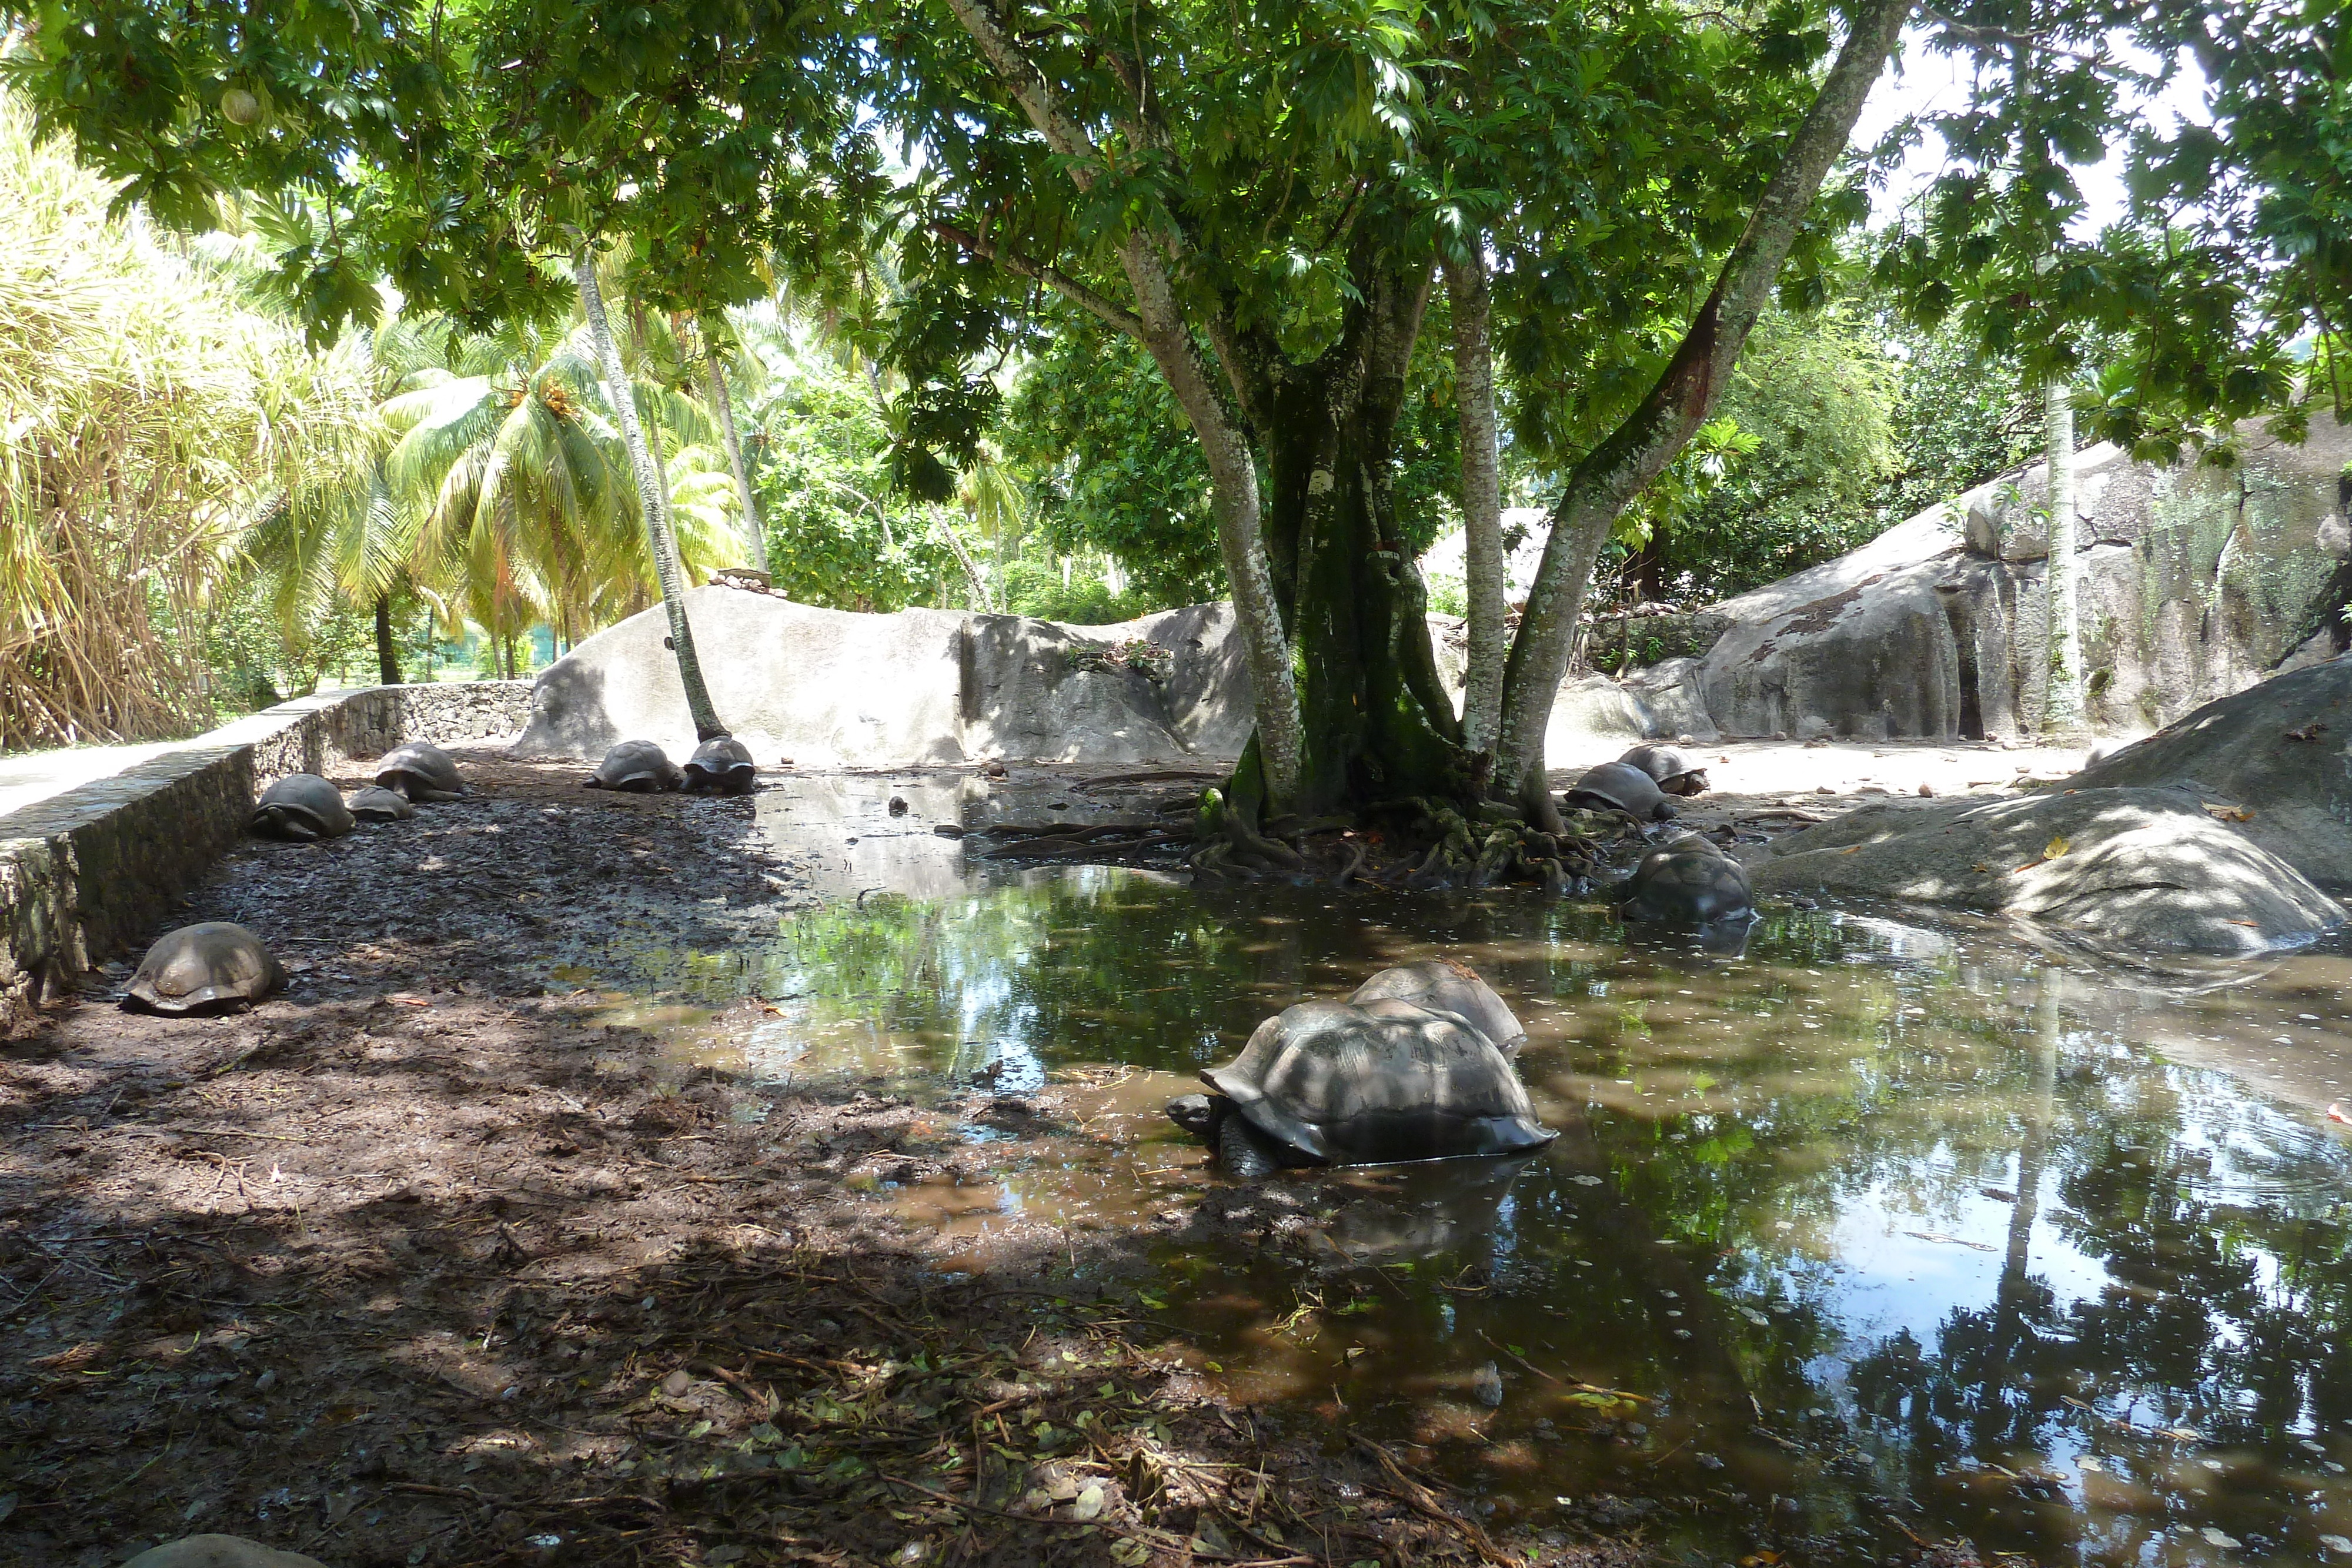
left=0, top=681, right=530, bottom=1033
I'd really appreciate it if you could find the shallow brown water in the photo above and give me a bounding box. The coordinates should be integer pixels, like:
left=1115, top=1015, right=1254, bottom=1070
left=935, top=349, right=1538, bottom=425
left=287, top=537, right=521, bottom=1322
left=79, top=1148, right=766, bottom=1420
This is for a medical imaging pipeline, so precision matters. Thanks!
left=555, top=774, right=2352, bottom=1567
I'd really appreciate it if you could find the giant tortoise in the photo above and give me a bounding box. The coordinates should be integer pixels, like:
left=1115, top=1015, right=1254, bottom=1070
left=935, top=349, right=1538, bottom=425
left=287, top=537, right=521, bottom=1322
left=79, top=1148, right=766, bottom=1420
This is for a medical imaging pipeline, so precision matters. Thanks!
left=683, top=735, right=757, bottom=795
left=122, top=923, right=286, bottom=1015
left=1619, top=743, right=1710, bottom=797
left=1562, top=760, right=1679, bottom=823
left=1347, top=958, right=1526, bottom=1055
left=375, top=742, right=466, bottom=802
left=250, top=774, right=354, bottom=841
left=1618, top=831, right=1754, bottom=928
left=584, top=740, right=684, bottom=793
left=1166, top=995, right=1555, bottom=1178
left=346, top=784, right=416, bottom=822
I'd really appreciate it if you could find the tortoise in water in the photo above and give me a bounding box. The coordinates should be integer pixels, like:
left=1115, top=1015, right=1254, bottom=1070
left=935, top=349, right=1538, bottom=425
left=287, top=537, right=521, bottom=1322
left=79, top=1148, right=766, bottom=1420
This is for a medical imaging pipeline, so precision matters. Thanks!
left=375, top=741, right=466, bottom=801
left=1619, top=743, right=1710, bottom=797
left=683, top=735, right=757, bottom=794
left=1347, top=959, right=1526, bottom=1054
left=122, top=922, right=286, bottom=1015
left=1166, top=995, right=1556, bottom=1179
left=584, top=740, right=683, bottom=793
left=1618, top=831, right=1753, bottom=928
left=346, top=785, right=415, bottom=822
left=1562, top=760, right=1678, bottom=823
left=250, top=774, right=355, bottom=841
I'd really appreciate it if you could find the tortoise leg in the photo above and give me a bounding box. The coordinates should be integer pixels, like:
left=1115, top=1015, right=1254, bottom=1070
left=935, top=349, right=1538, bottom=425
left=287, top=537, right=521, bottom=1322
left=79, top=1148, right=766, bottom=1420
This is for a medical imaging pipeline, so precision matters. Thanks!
left=1217, top=1112, right=1285, bottom=1182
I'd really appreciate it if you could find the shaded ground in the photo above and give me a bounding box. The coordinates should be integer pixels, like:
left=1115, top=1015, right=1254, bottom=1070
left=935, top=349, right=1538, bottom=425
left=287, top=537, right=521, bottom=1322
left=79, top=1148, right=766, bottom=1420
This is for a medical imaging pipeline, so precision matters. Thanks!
left=0, top=752, right=1663, bottom=1568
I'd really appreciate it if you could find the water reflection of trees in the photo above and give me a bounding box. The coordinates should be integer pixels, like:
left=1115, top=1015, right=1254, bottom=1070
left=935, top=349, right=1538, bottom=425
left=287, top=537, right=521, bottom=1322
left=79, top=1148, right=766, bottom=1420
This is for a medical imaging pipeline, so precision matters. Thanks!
left=612, top=873, right=2352, bottom=1560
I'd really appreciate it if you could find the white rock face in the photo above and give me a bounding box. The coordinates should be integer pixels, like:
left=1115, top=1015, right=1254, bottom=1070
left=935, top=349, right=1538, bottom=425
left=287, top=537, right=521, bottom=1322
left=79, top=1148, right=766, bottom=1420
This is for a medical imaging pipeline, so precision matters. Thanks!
left=520, top=589, right=1686, bottom=767
left=1674, top=412, right=2352, bottom=740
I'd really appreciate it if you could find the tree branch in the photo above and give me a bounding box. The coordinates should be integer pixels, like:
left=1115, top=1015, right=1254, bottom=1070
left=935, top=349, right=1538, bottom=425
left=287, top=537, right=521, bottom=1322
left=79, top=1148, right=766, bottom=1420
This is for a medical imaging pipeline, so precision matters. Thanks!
left=929, top=222, right=1144, bottom=340
left=1494, top=0, right=1916, bottom=790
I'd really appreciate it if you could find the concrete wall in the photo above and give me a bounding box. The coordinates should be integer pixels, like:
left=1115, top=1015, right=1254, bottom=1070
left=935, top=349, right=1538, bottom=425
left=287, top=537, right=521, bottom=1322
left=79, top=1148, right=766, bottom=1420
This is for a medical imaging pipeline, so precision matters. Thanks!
left=0, top=681, right=529, bottom=1034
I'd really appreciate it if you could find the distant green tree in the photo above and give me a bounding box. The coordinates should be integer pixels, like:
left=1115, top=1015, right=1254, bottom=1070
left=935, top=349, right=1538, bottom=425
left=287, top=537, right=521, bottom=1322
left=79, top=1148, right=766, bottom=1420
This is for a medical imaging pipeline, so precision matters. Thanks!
left=1628, top=305, right=1902, bottom=601
left=998, top=317, right=1461, bottom=611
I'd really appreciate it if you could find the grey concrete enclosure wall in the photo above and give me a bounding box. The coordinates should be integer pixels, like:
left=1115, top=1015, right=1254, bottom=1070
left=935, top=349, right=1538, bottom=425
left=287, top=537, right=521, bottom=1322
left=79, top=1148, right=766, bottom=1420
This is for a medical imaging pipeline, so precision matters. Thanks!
left=0, top=681, right=529, bottom=1033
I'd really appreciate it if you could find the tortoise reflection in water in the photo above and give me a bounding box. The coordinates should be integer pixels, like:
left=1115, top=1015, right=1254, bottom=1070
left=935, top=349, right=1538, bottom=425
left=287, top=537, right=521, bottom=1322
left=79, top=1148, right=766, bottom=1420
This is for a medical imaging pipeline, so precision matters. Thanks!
left=1167, top=962, right=1553, bottom=1179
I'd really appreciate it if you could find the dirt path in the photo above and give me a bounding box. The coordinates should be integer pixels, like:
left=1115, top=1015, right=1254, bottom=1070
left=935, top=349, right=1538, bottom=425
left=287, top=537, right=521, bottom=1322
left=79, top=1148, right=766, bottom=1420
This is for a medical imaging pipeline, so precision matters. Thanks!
left=1, top=752, right=1666, bottom=1568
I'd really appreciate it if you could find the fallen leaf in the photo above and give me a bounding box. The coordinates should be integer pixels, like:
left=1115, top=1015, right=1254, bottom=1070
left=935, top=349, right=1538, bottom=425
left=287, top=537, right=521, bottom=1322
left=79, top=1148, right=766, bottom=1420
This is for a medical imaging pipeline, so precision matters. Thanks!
left=1071, top=1484, right=1105, bottom=1520
left=2287, top=722, right=2328, bottom=741
left=1840, top=843, right=1863, bottom=855
left=2203, top=801, right=2254, bottom=822
left=2044, top=833, right=2070, bottom=859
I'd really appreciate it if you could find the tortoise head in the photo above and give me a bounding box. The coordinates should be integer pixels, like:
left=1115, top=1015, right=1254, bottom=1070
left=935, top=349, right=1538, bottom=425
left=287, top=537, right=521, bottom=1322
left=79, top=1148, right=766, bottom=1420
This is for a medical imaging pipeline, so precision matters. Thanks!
left=1165, top=1094, right=1222, bottom=1139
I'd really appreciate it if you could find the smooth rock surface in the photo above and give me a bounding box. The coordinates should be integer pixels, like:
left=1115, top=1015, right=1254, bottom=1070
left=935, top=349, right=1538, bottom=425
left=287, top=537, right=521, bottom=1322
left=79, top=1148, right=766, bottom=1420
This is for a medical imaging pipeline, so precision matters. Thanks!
left=2071, top=656, right=2352, bottom=889
left=1674, top=412, right=2351, bottom=740
left=514, top=588, right=1254, bottom=766
left=1744, top=784, right=2343, bottom=953
left=122, top=1536, right=330, bottom=1568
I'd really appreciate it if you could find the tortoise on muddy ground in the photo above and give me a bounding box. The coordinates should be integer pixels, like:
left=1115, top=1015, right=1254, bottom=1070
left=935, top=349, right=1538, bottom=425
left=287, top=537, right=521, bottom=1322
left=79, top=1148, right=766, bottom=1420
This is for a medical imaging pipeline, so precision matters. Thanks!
left=1346, top=958, right=1526, bottom=1054
left=1562, top=760, right=1679, bottom=823
left=585, top=740, right=684, bottom=793
left=1619, top=743, right=1710, bottom=797
left=683, top=735, right=757, bottom=794
left=346, top=784, right=416, bottom=821
left=1166, top=980, right=1555, bottom=1179
left=122, top=922, right=286, bottom=1015
left=375, top=741, right=466, bottom=801
left=249, top=774, right=355, bottom=841
left=1618, top=831, right=1754, bottom=928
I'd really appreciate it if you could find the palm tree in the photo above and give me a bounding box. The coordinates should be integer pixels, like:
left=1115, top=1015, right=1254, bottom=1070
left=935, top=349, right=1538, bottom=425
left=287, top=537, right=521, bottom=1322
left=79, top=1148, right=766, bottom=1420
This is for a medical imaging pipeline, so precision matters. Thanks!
left=573, top=246, right=733, bottom=740
left=379, top=303, right=746, bottom=681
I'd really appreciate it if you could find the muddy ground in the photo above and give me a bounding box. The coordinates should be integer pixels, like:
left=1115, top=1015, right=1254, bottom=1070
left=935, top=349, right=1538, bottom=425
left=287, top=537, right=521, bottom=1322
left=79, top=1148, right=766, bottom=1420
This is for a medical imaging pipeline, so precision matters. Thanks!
left=0, top=746, right=2007, bottom=1568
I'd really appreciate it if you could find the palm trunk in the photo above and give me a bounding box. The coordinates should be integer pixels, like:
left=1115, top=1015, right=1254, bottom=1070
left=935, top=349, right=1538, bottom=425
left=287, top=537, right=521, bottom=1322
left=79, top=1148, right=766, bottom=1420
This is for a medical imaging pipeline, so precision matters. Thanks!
left=2043, top=378, right=2083, bottom=732
left=1492, top=0, right=1913, bottom=797
left=373, top=593, right=401, bottom=686
left=1445, top=250, right=1507, bottom=755
left=573, top=247, right=729, bottom=741
left=700, top=322, right=768, bottom=570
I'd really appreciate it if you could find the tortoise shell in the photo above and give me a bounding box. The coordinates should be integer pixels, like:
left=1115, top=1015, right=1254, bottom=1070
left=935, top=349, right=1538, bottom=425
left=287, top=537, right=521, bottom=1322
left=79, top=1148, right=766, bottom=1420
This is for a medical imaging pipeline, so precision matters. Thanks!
left=1619, top=831, right=1753, bottom=927
left=375, top=742, right=466, bottom=801
left=1563, top=760, right=1678, bottom=822
left=250, top=774, right=355, bottom=841
left=1202, top=998, right=1555, bottom=1166
left=585, top=740, right=683, bottom=793
left=123, top=922, right=286, bottom=1015
left=346, top=785, right=416, bottom=822
left=1619, top=743, right=1710, bottom=796
left=1347, top=959, right=1527, bottom=1055
left=683, top=735, right=756, bottom=794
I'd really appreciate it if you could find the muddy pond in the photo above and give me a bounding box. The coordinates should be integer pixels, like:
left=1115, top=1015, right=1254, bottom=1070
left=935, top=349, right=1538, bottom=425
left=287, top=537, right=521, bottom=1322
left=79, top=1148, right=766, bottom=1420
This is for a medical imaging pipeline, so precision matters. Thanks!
left=544, top=774, right=2352, bottom=1568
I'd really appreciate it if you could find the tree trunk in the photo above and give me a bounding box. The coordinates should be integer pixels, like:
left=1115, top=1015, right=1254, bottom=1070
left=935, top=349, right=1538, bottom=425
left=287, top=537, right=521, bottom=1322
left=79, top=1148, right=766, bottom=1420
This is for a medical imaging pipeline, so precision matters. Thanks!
left=938, top=0, right=1307, bottom=812
left=1491, top=0, right=1914, bottom=797
left=373, top=594, right=401, bottom=686
left=701, top=321, right=768, bottom=570
left=934, top=511, right=994, bottom=609
left=2042, top=377, right=2083, bottom=733
left=573, top=247, right=729, bottom=741
left=1445, top=250, right=1507, bottom=755
left=1254, top=264, right=1471, bottom=814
